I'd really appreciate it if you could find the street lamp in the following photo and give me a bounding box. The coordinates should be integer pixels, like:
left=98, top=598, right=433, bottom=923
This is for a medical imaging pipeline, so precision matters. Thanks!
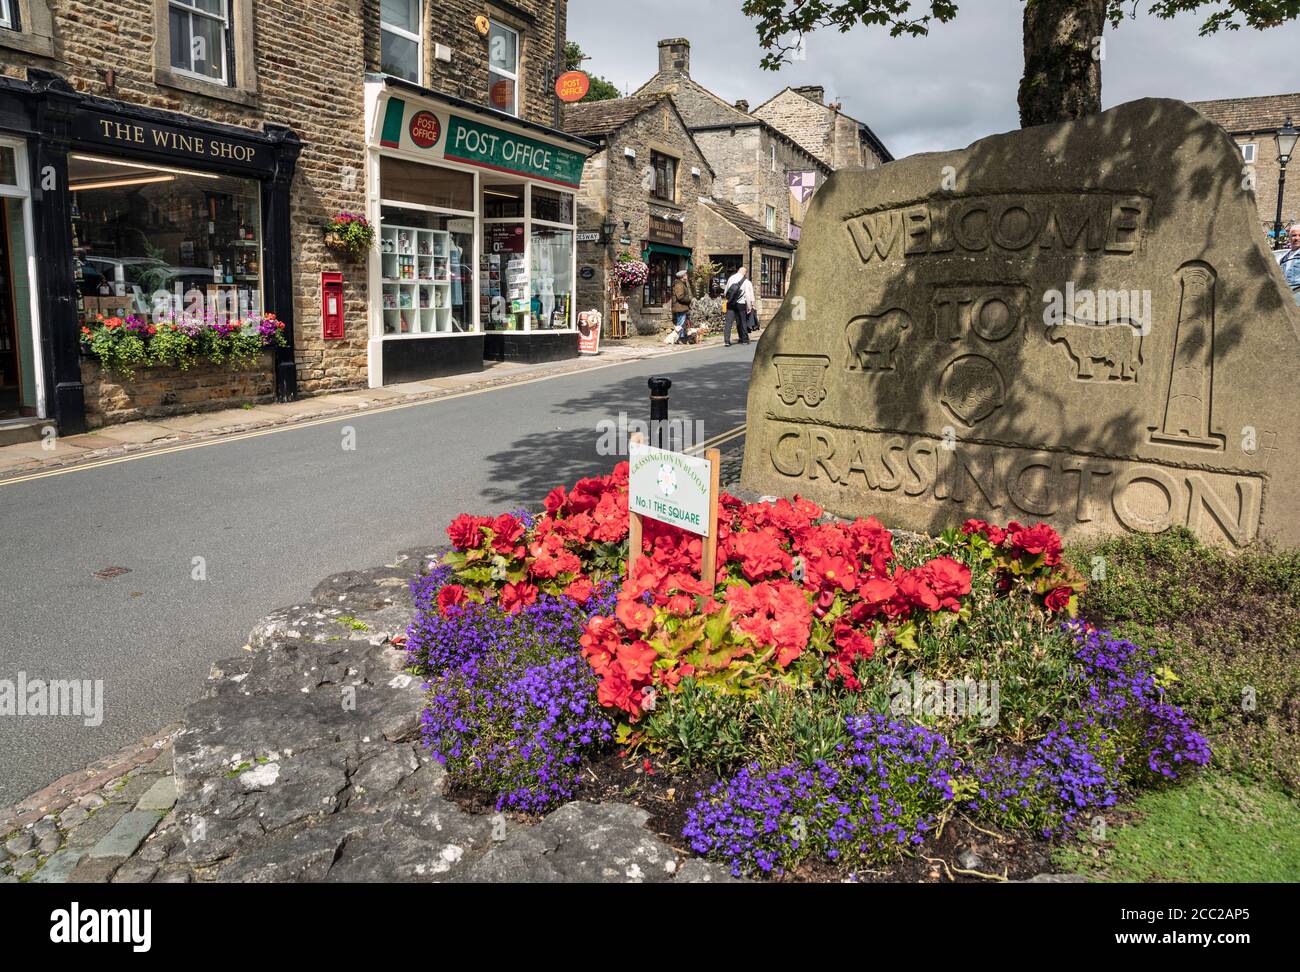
left=1273, top=117, right=1298, bottom=246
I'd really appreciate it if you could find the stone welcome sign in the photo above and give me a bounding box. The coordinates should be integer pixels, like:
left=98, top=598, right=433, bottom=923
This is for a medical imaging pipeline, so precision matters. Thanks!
left=742, top=99, right=1300, bottom=549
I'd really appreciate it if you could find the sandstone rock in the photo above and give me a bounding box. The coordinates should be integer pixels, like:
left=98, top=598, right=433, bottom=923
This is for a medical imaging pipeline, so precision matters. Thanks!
left=742, top=99, right=1300, bottom=549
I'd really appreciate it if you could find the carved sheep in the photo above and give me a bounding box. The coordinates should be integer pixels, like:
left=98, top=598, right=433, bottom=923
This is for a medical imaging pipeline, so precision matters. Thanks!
left=846, top=309, right=911, bottom=371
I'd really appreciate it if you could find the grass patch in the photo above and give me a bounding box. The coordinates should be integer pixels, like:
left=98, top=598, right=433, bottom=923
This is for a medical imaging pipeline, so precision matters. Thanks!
left=1072, top=529, right=1300, bottom=795
left=1054, top=772, right=1300, bottom=882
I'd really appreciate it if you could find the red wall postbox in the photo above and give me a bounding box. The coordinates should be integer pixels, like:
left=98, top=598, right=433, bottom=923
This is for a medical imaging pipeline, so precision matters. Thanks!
left=322, top=272, right=344, bottom=340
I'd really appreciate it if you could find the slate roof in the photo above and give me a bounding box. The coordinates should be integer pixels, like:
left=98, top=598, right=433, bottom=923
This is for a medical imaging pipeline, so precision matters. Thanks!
left=562, top=96, right=663, bottom=139
left=701, top=197, right=793, bottom=250
left=1189, top=93, right=1300, bottom=135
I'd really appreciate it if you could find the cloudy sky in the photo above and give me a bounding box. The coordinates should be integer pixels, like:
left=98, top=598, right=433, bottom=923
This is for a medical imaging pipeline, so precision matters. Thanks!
left=567, top=0, right=1299, bottom=158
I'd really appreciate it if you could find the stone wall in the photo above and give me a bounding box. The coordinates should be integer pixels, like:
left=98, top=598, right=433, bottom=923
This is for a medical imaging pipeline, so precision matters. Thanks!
left=573, top=100, right=714, bottom=335
left=81, top=357, right=275, bottom=429
left=754, top=87, right=888, bottom=171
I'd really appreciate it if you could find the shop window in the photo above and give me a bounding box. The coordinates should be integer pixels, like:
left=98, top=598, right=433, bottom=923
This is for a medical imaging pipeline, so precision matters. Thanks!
left=67, top=154, right=263, bottom=328
left=168, top=0, right=234, bottom=85
left=0, top=145, right=16, bottom=186
left=650, top=152, right=676, bottom=202
left=760, top=255, right=788, bottom=300
left=379, top=206, right=473, bottom=336
left=481, top=222, right=528, bottom=331
left=488, top=21, right=520, bottom=116
left=530, top=227, right=573, bottom=329
left=380, top=157, right=474, bottom=212
left=531, top=187, right=575, bottom=225
left=643, top=253, right=677, bottom=308
left=380, top=0, right=422, bottom=83
left=483, top=183, right=524, bottom=219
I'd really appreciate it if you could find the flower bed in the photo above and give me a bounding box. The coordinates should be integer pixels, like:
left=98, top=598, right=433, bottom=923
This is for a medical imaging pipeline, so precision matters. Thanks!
left=406, top=463, right=1210, bottom=880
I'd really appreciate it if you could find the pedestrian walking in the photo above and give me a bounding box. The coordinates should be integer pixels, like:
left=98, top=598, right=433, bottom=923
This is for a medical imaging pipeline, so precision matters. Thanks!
left=723, top=267, right=752, bottom=346
left=1276, top=223, right=1300, bottom=306
left=670, top=270, right=692, bottom=343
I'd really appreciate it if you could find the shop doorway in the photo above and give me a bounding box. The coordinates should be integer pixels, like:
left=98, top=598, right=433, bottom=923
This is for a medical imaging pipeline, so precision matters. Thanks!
left=710, top=254, right=743, bottom=297
left=0, top=137, right=39, bottom=420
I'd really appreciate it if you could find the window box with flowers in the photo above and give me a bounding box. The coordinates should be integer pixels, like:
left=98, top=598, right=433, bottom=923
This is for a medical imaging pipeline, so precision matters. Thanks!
left=80, top=311, right=286, bottom=379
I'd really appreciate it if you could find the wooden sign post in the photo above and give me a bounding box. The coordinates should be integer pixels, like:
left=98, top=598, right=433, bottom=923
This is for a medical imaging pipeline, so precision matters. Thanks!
left=627, top=433, right=720, bottom=595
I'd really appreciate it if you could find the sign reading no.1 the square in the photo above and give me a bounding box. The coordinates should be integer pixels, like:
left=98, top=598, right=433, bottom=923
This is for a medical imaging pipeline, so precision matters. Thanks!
left=629, top=442, right=714, bottom=535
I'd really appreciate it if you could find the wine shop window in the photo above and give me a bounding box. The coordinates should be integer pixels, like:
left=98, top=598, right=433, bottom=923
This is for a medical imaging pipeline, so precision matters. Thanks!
left=68, top=154, right=263, bottom=329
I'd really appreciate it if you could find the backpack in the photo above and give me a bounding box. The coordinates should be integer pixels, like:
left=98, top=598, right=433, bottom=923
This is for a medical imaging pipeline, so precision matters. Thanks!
left=725, top=280, right=745, bottom=304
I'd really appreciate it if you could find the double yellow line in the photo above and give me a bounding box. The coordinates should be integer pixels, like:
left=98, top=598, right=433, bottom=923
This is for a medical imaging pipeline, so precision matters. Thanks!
left=686, top=424, right=747, bottom=456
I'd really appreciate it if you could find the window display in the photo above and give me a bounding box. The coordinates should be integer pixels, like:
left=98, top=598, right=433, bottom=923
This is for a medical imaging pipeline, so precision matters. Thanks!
left=68, top=154, right=262, bottom=327
left=380, top=207, right=472, bottom=335
left=481, top=222, right=527, bottom=331
left=529, top=227, right=573, bottom=330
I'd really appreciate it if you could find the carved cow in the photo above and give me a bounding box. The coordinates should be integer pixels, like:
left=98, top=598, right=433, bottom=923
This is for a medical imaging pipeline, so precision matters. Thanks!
left=1048, top=321, right=1143, bottom=382
left=846, top=309, right=911, bottom=372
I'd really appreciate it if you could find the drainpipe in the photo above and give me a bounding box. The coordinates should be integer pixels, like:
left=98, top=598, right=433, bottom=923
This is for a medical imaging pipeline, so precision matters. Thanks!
left=553, top=2, right=564, bottom=130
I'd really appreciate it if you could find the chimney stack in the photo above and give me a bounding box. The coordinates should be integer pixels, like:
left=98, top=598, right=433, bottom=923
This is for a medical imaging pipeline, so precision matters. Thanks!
left=735, top=99, right=750, bottom=113
left=794, top=85, right=826, bottom=105
left=658, top=38, right=691, bottom=75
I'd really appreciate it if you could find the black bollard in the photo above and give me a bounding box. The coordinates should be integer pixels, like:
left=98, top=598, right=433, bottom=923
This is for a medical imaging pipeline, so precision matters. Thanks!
left=648, top=376, right=672, bottom=450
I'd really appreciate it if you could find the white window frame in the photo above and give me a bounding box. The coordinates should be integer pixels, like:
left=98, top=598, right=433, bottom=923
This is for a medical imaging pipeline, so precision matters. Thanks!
left=1242, top=143, right=1257, bottom=165
left=0, top=136, right=47, bottom=418
left=488, top=21, right=521, bottom=117
left=380, top=0, right=423, bottom=84
left=168, top=0, right=232, bottom=86
left=0, top=0, right=14, bottom=30
left=765, top=204, right=777, bottom=233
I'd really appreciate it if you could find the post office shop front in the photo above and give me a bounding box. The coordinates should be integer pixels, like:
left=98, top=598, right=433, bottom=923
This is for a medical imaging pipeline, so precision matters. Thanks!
left=364, top=78, right=595, bottom=384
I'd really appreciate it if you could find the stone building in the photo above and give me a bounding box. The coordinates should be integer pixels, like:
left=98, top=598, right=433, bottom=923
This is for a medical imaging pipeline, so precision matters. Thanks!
left=633, top=38, right=831, bottom=320
left=751, top=85, right=892, bottom=172
left=0, top=0, right=589, bottom=433
left=564, top=94, right=714, bottom=336
left=1190, top=92, right=1300, bottom=244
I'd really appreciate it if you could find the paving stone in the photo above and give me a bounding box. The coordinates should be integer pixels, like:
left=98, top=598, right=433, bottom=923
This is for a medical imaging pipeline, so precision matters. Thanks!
left=65, top=803, right=130, bottom=849
left=58, top=806, right=89, bottom=830
left=135, top=776, right=178, bottom=812
left=88, top=810, right=162, bottom=859
left=68, top=855, right=125, bottom=883
left=76, top=794, right=106, bottom=811
left=30, top=849, right=86, bottom=884
left=11, top=856, right=39, bottom=878
left=152, top=865, right=193, bottom=884
left=37, top=833, right=62, bottom=856
left=4, top=832, right=34, bottom=856
left=31, top=818, right=58, bottom=839
left=1023, top=872, right=1088, bottom=883
left=111, top=860, right=160, bottom=884
left=103, top=773, right=160, bottom=805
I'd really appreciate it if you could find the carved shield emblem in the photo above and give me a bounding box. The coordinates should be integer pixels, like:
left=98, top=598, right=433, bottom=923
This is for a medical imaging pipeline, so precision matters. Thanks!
left=940, top=355, right=1006, bottom=426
